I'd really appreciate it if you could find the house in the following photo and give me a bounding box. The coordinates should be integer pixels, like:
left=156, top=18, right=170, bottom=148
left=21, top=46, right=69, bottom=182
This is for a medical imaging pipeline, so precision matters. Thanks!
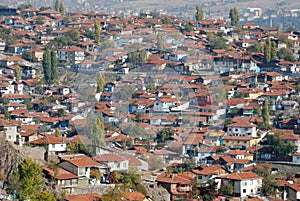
left=0, top=120, right=20, bottom=143
left=288, top=184, right=300, bottom=201
left=0, top=56, right=23, bottom=67
left=58, top=86, right=71, bottom=95
left=227, top=122, right=258, bottom=138
left=223, top=136, right=258, bottom=150
left=192, top=164, right=230, bottom=185
left=43, top=166, right=78, bottom=194
left=93, top=153, right=129, bottom=172
left=153, top=95, right=178, bottom=112
left=155, top=173, right=193, bottom=201
left=225, top=149, right=254, bottom=160
left=57, top=46, right=85, bottom=65
left=20, top=124, right=39, bottom=143
left=59, top=154, right=107, bottom=182
left=292, top=152, right=300, bottom=163
left=30, top=135, right=67, bottom=155
left=218, top=172, right=262, bottom=198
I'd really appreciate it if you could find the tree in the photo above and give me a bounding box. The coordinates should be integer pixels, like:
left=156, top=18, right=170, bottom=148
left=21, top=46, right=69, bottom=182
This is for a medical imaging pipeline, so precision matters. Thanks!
left=229, top=7, right=240, bottom=26
left=157, top=33, right=164, bottom=53
left=219, top=183, right=233, bottom=196
left=7, top=158, right=44, bottom=201
left=262, top=100, right=271, bottom=130
left=195, top=6, right=204, bottom=21
left=94, top=20, right=101, bottom=45
left=264, top=38, right=271, bottom=63
left=66, top=28, right=80, bottom=41
left=247, top=41, right=262, bottom=53
left=42, top=49, right=51, bottom=83
left=277, top=48, right=295, bottom=62
left=39, top=6, right=51, bottom=11
left=96, top=73, right=104, bottom=93
left=59, top=2, right=66, bottom=15
left=57, top=108, right=64, bottom=117
left=35, top=16, right=44, bottom=25
left=55, top=128, right=61, bottom=137
left=184, top=23, right=193, bottom=33
left=271, top=41, right=277, bottom=61
left=210, top=37, right=228, bottom=50
left=15, top=66, right=21, bottom=81
left=85, top=112, right=106, bottom=147
left=34, top=190, right=56, bottom=201
left=263, top=132, right=296, bottom=158
left=55, top=0, right=60, bottom=12
left=17, top=4, right=32, bottom=11
left=50, top=50, right=58, bottom=81
left=253, top=163, right=278, bottom=196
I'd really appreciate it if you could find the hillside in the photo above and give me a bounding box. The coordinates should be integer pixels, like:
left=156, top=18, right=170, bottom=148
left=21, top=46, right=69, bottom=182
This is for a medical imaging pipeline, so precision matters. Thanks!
left=0, top=136, right=24, bottom=178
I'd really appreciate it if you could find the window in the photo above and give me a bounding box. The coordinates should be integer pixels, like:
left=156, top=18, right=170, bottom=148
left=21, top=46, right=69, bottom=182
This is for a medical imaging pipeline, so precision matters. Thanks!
left=52, top=144, right=55, bottom=148
left=243, top=189, right=246, bottom=193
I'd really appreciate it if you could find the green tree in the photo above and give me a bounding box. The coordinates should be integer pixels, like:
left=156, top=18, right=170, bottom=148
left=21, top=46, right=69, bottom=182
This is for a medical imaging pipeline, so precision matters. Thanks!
left=55, top=0, right=60, bottom=12
left=39, top=6, right=51, bottom=11
left=57, top=108, right=64, bottom=117
left=15, top=66, right=21, bottom=81
left=42, top=49, right=51, bottom=83
left=66, top=28, right=80, bottom=41
left=86, top=112, right=106, bottom=147
left=17, top=4, right=32, bottom=11
left=34, top=190, right=56, bottom=201
left=94, top=20, right=101, bottom=45
left=219, top=183, right=233, bottom=196
left=210, top=37, right=228, bottom=50
left=247, top=41, right=262, bottom=53
left=229, top=7, right=240, bottom=26
left=263, top=132, right=296, bottom=158
left=35, top=16, right=44, bottom=25
left=50, top=50, right=58, bottom=81
left=264, top=38, right=271, bottom=63
left=271, top=41, right=277, bottom=61
left=7, top=158, right=44, bottom=201
left=277, top=48, right=295, bottom=62
left=59, top=2, right=66, bottom=15
left=195, top=6, right=204, bottom=21
left=262, top=100, right=271, bottom=130
left=157, top=33, right=164, bottom=53
left=96, top=73, right=104, bottom=93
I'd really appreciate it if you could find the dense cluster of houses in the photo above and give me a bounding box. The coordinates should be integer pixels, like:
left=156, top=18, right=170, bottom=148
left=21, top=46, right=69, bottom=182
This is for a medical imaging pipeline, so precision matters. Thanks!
left=1, top=4, right=300, bottom=201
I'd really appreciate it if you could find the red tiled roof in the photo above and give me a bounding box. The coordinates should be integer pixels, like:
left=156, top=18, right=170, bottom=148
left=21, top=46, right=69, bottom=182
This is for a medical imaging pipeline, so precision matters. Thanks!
left=60, top=154, right=102, bottom=167
left=219, top=171, right=262, bottom=180
left=93, top=154, right=127, bottom=163
left=156, top=173, right=192, bottom=185
left=43, top=166, right=78, bottom=180
left=65, top=193, right=101, bottom=201
left=30, top=135, right=66, bottom=145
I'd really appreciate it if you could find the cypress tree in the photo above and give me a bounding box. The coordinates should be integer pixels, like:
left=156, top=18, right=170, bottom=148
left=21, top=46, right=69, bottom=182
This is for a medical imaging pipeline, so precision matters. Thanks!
left=42, top=50, right=51, bottom=83
left=229, top=7, right=240, bottom=26
left=55, top=0, right=60, bottom=12
left=271, top=41, right=277, bottom=61
left=59, top=2, right=65, bottom=15
left=195, top=6, right=204, bottom=21
left=50, top=50, right=58, bottom=81
left=94, top=20, right=101, bottom=44
left=264, top=38, right=271, bottom=63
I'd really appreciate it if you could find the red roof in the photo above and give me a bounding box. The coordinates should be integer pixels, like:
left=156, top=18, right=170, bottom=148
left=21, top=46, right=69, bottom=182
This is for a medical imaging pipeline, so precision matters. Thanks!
left=43, top=166, right=78, bottom=180
left=93, top=154, right=127, bottom=163
left=156, top=173, right=193, bottom=185
left=65, top=193, right=101, bottom=201
left=219, top=171, right=262, bottom=181
left=60, top=154, right=102, bottom=167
